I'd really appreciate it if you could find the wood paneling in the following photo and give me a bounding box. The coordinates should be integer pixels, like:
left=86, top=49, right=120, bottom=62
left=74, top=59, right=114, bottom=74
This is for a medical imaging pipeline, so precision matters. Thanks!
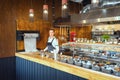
left=16, top=24, right=91, bottom=51
left=75, top=26, right=92, bottom=39
left=0, top=0, right=16, bottom=58
left=54, top=26, right=92, bottom=45
left=16, top=19, right=52, bottom=51
left=38, top=21, right=52, bottom=49
left=0, top=0, right=88, bottom=58
left=69, top=1, right=82, bottom=14
left=0, top=0, right=61, bottom=58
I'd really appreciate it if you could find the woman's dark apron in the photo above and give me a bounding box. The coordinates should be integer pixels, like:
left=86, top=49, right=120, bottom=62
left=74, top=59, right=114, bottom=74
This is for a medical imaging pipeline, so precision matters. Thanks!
left=47, top=38, right=55, bottom=52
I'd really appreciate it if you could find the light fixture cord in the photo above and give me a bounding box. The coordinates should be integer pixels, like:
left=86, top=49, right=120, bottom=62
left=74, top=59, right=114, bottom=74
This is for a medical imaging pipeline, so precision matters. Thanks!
left=31, top=0, right=33, bottom=8
left=44, top=0, right=47, bottom=4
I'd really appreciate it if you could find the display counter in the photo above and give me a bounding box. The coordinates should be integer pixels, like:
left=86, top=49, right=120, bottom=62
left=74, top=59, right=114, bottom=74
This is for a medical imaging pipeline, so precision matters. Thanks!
left=62, top=42, right=120, bottom=52
left=15, top=52, right=120, bottom=80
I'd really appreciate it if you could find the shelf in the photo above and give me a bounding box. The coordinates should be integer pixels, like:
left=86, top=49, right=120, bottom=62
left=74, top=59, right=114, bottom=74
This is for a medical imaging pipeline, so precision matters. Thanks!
left=62, top=42, right=120, bottom=52
left=92, top=34, right=115, bottom=36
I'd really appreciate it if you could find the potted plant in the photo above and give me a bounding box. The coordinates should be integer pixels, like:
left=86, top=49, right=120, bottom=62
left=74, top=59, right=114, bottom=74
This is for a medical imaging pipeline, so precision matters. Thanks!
left=101, top=34, right=110, bottom=42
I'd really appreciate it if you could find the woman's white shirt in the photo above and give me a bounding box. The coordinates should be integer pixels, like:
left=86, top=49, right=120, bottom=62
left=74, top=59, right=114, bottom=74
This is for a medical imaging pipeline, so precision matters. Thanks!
left=44, top=36, right=59, bottom=54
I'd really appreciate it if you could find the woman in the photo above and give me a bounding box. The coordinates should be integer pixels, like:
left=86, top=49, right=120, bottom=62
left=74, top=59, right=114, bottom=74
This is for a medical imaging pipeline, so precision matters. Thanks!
left=44, top=28, right=59, bottom=54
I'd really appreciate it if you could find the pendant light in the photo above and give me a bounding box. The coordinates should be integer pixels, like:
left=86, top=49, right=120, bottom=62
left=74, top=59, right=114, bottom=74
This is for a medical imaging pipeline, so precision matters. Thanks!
left=43, top=0, right=48, bottom=20
left=62, top=0, right=68, bottom=18
left=91, top=0, right=99, bottom=7
left=62, top=0, right=67, bottom=9
left=29, top=0, right=34, bottom=17
left=29, top=9, right=34, bottom=17
left=29, top=0, right=34, bottom=22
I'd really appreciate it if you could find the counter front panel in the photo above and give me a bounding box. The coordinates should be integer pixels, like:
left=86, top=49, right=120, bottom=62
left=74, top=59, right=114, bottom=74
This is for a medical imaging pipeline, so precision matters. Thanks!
left=16, top=53, right=120, bottom=80
left=16, top=56, right=86, bottom=80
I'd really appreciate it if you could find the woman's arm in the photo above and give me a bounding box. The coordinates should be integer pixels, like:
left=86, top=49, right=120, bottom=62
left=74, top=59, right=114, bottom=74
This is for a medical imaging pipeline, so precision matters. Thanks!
left=44, top=46, right=48, bottom=51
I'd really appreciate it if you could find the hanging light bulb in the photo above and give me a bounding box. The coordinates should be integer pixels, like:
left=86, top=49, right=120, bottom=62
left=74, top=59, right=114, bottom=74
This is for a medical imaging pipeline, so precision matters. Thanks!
left=91, top=0, right=99, bottom=4
left=62, top=4, right=67, bottom=9
left=62, top=0, right=68, bottom=18
left=29, top=0, right=34, bottom=21
left=29, top=9, right=34, bottom=17
left=62, top=0, right=67, bottom=9
left=43, top=3, right=48, bottom=20
left=43, top=5, right=48, bottom=14
left=91, top=0, right=99, bottom=7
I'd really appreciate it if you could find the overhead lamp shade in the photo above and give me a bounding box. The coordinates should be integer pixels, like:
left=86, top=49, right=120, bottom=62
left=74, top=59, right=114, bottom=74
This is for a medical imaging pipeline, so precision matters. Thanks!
left=91, top=0, right=99, bottom=7
left=61, top=0, right=68, bottom=17
left=29, top=9, right=34, bottom=17
left=43, top=4, right=48, bottom=20
left=29, top=9, right=34, bottom=13
left=43, top=5, right=48, bottom=10
left=62, top=0, right=67, bottom=5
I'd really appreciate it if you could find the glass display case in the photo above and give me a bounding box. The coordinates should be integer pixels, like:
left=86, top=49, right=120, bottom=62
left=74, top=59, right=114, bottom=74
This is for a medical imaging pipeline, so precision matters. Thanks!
left=92, top=30, right=120, bottom=42
left=60, top=42, right=120, bottom=77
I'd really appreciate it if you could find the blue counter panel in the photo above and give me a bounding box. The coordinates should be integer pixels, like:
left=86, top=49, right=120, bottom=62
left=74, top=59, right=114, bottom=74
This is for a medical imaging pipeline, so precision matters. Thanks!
left=16, top=57, right=87, bottom=80
left=0, top=57, right=16, bottom=80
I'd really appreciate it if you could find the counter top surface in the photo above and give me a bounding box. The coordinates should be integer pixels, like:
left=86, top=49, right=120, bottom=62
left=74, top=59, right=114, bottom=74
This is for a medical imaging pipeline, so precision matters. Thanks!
left=15, top=52, right=120, bottom=80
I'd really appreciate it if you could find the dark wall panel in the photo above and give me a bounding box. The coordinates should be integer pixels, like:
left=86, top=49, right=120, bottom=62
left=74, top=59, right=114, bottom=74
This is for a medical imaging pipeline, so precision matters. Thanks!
left=16, top=57, right=87, bottom=80
left=0, top=0, right=16, bottom=58
left=0, top=57, right=16, bottom=80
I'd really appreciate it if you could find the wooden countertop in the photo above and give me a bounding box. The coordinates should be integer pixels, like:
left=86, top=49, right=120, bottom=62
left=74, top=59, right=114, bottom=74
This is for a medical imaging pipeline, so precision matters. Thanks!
left=15, top=52, right=120, bottom=80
